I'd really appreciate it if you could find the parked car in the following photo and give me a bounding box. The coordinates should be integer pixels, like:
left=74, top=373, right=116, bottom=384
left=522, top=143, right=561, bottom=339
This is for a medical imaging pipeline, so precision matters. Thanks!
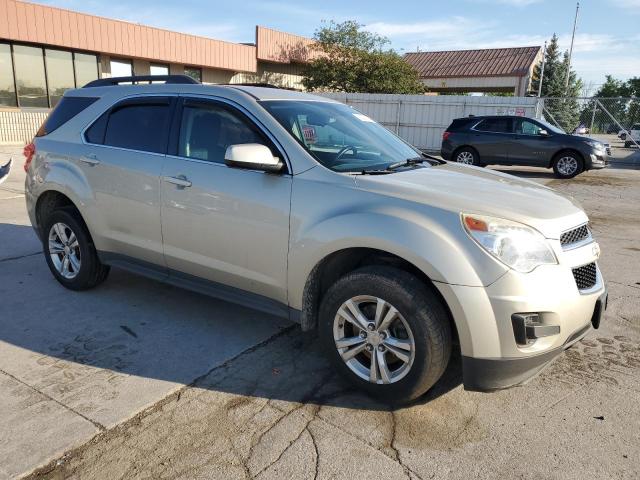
left=24, top=76, right=607, bottom=402
left=441, top=115, right=608, bottom=179
left=573, top=124, right=589, bottom=135
left=624, top=124, right=640, bottom=148
left=606, top=125, right=619, bottom=134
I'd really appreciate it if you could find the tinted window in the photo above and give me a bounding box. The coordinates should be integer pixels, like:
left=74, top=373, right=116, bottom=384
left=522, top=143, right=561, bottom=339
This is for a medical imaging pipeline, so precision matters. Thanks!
left=74, top=53, right=99, bottom=87
left=474, top=118, right=512, bottom=133
left=178, top=102, right=269, bottom=164
left=45, top=49, right=75, bottom=107
left=36, top=96, right=98, bottom=137
left=13, top=45, right=48, bottom=108
left=0, top=43, right=17, bottom=107
left=516, top=119, right=544, bottom=135
left=184, top=67, right=202, bottom=83
left=100, top=100, right=171, bottom=153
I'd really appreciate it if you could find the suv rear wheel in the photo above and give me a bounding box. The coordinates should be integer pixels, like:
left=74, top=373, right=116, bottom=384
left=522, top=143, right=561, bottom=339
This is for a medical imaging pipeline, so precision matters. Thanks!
left=319, top=266, right=451, bottom=404
left=454, top=147, right=481, bottom=166
left=552, top=152, right=583, bottom=179
left=42, top=209, right=110, bottom=290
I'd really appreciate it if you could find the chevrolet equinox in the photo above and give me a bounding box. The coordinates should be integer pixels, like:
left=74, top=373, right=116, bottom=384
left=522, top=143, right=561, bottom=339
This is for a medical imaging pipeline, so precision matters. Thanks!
left=24, top=76, right=607, bottom=402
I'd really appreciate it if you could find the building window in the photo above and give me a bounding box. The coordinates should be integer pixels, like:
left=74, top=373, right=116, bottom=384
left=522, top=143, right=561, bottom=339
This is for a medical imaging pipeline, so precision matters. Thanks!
left=0, top=43, right=17, bottom=107
left=45, top=49, right=75, bottom=107
left=74, top=53, right=99, bottom=88
left=13, top=45, right=48, bottom=108
left=184, top=67, right=202, bottom=83
left=110, top=58, right=133, bottom=77
left=150, top=63, right=169, bottom=76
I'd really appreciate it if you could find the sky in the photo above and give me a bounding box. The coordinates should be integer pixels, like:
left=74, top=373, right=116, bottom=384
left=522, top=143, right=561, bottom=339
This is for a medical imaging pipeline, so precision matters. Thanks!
left=35, top=0, right=640, bottom=93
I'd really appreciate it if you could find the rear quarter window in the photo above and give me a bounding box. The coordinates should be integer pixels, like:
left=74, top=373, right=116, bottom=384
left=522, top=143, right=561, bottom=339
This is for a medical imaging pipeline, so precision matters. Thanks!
left=36, top=96, right=99, bottom=137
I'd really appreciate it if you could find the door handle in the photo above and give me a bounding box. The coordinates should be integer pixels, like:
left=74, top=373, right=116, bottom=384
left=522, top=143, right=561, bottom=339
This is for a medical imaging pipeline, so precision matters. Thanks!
left=80, top=154, right=100, bottom=165
left=163, top=175, right=192, bottom=188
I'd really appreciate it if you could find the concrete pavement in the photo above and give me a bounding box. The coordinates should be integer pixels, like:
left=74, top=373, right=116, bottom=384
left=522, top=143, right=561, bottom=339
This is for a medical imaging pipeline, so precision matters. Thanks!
left=0, top=146, right=638, bottom=479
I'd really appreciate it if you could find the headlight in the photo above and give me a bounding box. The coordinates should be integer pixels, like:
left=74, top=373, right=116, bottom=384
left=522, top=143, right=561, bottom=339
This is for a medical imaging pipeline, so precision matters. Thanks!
left=586, top=140, right=604, bottom=150
left=462, top=214, right=558, bottom=273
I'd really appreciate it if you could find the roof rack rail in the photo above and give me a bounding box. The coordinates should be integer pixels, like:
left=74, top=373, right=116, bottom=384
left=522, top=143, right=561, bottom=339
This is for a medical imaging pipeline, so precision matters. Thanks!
left=83, top=75, right=199, bottom=88
left=226, top=82, right=299, bottom=91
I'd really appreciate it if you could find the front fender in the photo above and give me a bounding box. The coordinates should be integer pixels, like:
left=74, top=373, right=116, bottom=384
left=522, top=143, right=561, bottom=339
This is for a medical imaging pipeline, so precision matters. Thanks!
left=288, top=180, right=508, bottom=311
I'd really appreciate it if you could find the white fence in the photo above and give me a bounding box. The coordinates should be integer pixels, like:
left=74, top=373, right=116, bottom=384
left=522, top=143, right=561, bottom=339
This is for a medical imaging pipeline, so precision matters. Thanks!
left=318, top=93, right=540, bottom=151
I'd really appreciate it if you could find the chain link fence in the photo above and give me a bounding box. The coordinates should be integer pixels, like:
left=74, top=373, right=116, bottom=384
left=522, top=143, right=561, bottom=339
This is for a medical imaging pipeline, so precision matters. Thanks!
left=540, top=97, right=640, bottom=148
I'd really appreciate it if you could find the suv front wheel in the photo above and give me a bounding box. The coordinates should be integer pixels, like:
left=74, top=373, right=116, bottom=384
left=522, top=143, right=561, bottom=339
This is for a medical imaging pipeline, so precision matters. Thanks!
left=319, top=266, right=452, bottom=404
left=552, top=152, right=583, bottom=179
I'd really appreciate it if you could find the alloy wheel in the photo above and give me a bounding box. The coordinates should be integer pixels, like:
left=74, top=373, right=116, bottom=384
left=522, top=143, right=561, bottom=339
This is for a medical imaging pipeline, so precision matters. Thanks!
left=556, top=156, right=578, bottom=176
left=48, top=222, right=81, bottom=279
left=456, top=151, right=474, bottom=165
left=333, top=295, right=415, bottom=384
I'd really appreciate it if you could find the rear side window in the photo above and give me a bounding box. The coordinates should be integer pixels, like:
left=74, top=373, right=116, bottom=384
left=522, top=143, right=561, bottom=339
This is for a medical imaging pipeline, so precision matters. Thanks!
left=85, top=97, right=172, bottom=154
left=474, top=118, right=512, bottom=133
left=36, top=96, right=98, bottom=137
left=447, top=118, right=475, bottom=131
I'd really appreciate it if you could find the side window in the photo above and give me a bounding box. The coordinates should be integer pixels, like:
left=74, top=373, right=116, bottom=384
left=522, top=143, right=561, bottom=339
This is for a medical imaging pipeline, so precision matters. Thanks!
left=475, top=118, right=512, bottom=133
left=178, top=101, right=272, bottom=164
left=517, top=119, right=543, bottom=135
left=85, top=98, right=172, bottom=153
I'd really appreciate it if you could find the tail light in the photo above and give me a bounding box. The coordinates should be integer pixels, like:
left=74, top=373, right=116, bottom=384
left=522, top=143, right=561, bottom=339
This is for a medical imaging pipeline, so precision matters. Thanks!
left=23, top=142, right=35, bottom=172
left=442, top=131, right=451, bottom=141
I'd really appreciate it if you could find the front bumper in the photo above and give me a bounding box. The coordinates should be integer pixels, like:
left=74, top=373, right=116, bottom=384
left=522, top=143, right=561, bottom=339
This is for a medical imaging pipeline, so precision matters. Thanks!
left=462, top=287, right=607, bottom=391
left=589, top=152, right=608, bottom=169
left=434, top=236, right=606, bottom=391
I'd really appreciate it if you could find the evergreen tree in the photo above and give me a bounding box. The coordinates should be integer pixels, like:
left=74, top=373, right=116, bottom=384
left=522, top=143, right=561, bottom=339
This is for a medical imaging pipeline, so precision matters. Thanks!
left=530, top=34, right=561, bottom=97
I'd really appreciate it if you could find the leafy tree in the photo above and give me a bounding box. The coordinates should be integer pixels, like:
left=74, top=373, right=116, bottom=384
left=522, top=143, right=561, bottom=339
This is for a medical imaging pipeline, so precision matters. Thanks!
left=301, top=21, right=424, bottom=94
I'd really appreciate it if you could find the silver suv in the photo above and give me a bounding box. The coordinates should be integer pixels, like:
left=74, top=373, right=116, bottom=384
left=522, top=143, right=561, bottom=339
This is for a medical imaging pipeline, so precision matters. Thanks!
left=25, top=76, right=607, bottom=403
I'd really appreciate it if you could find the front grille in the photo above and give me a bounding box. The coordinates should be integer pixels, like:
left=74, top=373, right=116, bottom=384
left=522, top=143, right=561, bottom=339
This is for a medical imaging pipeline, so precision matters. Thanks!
left=561, top=224, right=590, bottom=248
left=572, top=262, right=597, bottom=290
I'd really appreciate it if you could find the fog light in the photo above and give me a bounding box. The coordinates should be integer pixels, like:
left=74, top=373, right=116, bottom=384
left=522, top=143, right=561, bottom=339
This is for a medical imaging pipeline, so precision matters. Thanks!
left=511, top=313, right=560, bottom=346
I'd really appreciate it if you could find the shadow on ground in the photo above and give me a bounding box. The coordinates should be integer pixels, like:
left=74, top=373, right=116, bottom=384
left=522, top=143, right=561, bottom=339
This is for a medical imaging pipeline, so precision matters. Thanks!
left=0, top=224, right=461, bottom=414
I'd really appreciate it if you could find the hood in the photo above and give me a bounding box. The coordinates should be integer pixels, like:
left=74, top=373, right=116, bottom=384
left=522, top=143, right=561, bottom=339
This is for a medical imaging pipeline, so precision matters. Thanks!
left=353, top=163, right=587, bottom=239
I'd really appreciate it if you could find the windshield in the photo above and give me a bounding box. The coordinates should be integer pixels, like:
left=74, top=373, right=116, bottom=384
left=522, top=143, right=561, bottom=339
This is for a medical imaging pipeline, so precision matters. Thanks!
left=260, top=100, right=424, bottom=173
left=538, top=118, right=565, bottom=134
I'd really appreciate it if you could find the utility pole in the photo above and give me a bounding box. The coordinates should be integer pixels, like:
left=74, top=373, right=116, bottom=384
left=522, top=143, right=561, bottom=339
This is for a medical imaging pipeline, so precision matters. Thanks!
left=537, top=41, right=547, bottom=97
left=564, top=2, right=579, bottom=93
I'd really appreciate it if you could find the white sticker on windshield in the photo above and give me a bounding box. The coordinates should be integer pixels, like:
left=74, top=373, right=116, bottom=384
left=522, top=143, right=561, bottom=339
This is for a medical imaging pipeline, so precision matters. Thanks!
left=353, top=113, right=374, bottom=123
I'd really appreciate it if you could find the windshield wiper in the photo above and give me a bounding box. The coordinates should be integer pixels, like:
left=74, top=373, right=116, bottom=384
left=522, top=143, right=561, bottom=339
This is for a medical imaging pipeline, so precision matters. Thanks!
left=386, top=157, right=427, bottom=171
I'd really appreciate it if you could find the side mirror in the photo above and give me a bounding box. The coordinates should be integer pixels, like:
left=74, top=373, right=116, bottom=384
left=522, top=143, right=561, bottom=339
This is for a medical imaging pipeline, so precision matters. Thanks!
left=224, top=144, right=284, bottom=173
left=539, top=129, right=549, bottom=136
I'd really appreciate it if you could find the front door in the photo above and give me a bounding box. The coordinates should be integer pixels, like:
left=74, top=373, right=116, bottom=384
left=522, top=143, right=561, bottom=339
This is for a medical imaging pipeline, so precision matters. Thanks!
left=470, top=117, right=513, bottom=164
left=510, top=118, right=557, bottom=166
left=160, top=98, right=292, bottom=305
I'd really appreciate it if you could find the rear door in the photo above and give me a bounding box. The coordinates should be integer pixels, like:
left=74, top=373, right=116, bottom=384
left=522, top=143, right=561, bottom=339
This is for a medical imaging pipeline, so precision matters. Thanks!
left=78, top=96, right=175, bottom=266
left=160, top=97, right=292, bottom=305
left=510, top=118, right=558, bottom=166
left=469, top=117, right=513, bottom=164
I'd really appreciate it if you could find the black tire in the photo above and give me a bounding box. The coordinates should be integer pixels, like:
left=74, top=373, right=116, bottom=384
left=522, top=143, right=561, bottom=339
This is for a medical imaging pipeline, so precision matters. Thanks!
left=625, top=141, right=631, bottom=148
left=453, top=147, right=482, bottom=167
left=318, top=266, right=451, bottom=404
left=42, top=209, right=110, bottom=290
left=552, top=151, right=584, bottom=179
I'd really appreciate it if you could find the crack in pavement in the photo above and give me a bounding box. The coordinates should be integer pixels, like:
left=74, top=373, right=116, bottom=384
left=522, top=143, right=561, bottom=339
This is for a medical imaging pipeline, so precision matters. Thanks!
left=0, top=367, right=106, bottom=432
left=0, top=251, right=42, bottom=263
